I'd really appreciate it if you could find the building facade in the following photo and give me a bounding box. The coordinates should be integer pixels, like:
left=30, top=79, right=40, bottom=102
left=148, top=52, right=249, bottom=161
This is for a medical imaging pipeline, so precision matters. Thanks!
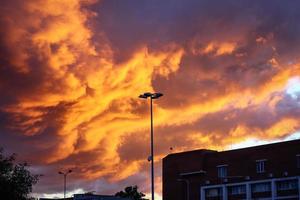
left=40, top=194, right=130, bottom=200
left=73, top=194, right=130, bottom=200
left=163, top=139, right=300, bottom=200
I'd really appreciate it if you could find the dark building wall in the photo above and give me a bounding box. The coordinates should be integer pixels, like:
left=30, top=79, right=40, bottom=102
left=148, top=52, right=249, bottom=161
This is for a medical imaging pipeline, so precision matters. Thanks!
left=163, top=150, right=216, bottom=200
left=162, top=139, right=300, bottom=200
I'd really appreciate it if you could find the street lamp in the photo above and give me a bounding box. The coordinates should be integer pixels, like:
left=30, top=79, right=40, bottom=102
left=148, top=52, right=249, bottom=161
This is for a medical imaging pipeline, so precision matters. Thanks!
left=139, top=92, right=163, bottom=200
left=58, top=169, right=72, bottom=199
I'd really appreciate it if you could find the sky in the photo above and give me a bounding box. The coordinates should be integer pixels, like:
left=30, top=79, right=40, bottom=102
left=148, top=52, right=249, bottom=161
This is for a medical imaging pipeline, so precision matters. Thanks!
left=1, top=0, right=300, bottom=199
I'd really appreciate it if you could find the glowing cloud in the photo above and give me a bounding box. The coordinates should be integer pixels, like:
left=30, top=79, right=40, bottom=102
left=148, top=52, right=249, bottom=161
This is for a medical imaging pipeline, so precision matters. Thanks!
left=1, top=0, right=300, bottom=197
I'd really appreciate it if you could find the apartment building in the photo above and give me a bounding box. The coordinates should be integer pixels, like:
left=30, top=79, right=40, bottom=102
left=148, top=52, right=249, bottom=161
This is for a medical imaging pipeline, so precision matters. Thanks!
left=163, top=139, right=300, bottom=200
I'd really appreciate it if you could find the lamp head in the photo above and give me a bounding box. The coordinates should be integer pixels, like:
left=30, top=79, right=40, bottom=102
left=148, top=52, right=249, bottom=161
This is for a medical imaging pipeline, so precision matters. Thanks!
left=139, top=92, right=163, bottom=99
left=138, top=94, right=147, bottom=99
left=139, top=92, right=152, bottom=99
left=151, top=93, right=163, bottom=99
left=143, top=92, right=152, bottom=97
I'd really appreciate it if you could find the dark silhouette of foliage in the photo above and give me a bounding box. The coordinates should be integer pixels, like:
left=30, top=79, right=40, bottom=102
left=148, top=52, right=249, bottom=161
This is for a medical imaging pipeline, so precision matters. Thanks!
left=0, top=148, right=40, bottom=200
left=115, top=185, right=147, bottom=200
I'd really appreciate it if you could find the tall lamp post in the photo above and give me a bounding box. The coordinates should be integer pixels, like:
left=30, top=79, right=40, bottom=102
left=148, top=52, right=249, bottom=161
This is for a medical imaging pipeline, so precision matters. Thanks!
left=139, top=92, right=163, bottom=200
left=58, top=169, right=72, bottom=199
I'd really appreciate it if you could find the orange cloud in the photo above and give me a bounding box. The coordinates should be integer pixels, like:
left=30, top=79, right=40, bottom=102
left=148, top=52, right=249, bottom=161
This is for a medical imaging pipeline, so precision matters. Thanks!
left=1, top=0, right=300, bottom=197
left=190, top=41, right=237, bottom=56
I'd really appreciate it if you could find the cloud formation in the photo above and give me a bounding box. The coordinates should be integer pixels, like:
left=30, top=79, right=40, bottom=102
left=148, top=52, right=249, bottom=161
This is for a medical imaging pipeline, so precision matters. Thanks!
left=1, top=0, right=300, bottom=198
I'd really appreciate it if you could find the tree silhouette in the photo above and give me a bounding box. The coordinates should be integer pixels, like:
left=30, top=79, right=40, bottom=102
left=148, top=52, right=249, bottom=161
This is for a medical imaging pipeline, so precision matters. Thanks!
left=115, top=185, right=147, bottom=200
left=0, top=148, right=40, bottom=200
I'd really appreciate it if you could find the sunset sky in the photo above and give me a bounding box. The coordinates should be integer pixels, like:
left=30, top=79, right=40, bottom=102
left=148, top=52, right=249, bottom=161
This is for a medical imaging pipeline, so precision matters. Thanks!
left=1, top=0, right=300, bottom=199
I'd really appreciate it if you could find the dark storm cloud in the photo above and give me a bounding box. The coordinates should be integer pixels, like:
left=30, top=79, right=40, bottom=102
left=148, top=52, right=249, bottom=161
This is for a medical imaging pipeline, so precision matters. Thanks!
left=1, top=0, right=300, bottom=199
left=93, top=0, right=300, bottom=109
left=118, top=91, right=300, bottom=166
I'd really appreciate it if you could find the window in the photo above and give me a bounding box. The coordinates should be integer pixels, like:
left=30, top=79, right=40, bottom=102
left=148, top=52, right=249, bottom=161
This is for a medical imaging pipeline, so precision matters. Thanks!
left=297, top=155, right=300, bottom=168
left=277, top=179, right=298, bottom=191
left=252, top=182, right=271, bottom=193
left=228, top=185, right=246, bottom=195
left=256, top=159, right=266, bottom=173
left=217, top=165, right=227, bottom=178
left=206, top=188, right=221, bottom=197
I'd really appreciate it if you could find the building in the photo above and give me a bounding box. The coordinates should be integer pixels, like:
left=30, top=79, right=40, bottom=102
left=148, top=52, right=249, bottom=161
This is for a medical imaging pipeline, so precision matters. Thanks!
left=40, top=198, right=72, bottom=200
left=73, top=194, right=130, bottom=200
left=163, top=139, right=300, bottom=200
left=40, top=194, right=130, bottom=200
